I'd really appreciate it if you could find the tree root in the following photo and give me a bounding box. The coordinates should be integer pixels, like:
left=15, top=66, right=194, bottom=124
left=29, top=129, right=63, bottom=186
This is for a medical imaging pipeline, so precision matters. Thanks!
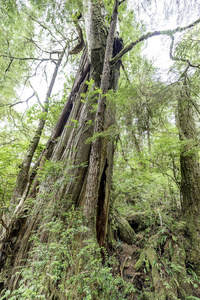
left=109, top=209, right=137, bottom=245
left=135, top=229, right=192, bottom=300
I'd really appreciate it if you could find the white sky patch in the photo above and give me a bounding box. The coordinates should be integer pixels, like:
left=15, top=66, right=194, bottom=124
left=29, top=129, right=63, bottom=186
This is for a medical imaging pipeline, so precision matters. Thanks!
left=143, top=36, right=172, bottom=69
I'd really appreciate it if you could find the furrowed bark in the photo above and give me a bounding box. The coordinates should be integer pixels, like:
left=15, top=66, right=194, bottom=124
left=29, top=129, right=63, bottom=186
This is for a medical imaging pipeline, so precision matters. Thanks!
left=177, top=76, right=200, bottom=270
left=83, top=0, right=119, bottom=244
left=0, top=1, right=122, bottom=292
left=0, top=48, right=91, bottom=292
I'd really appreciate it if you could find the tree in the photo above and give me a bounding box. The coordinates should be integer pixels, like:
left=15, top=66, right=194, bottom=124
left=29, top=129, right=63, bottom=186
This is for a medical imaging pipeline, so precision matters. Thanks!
left=166, top=24, right=200, bottom=271
left=1, top=0, right=200, bottom=298
left=178, top=73, right=200, bottom=265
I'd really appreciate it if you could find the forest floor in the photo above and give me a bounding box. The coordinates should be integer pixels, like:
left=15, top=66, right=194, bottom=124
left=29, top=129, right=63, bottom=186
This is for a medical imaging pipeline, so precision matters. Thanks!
left=107, top=212, right=200, bottom=300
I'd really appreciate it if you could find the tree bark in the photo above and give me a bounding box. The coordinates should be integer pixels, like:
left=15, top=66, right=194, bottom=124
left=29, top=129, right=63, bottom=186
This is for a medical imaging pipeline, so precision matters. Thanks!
left=82, top=0, right=119, bottom=244
left=177, top=76, right=200, bottom=270
left=0, top=1, right=121, bottom=292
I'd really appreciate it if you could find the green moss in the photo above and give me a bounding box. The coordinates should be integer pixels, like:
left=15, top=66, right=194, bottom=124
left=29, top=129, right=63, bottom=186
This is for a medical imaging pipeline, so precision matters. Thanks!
left=135, top=250, right=146, bottom=271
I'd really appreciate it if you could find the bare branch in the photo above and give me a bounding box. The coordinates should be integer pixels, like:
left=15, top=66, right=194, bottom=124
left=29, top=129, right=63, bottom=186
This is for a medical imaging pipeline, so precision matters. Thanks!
left=0, top=54, right=58, bottom=62
left=5, top=58, right=13, bottom=73
left=25, top=36, right=64, bottom=57
left=12, top=43, right=68, bottom=200
left=10, top=94, right=35, bottom=108
left=24, top=60, right=46, bottom=87
left=29, top=81, right=44, bottom=109
left=26, top=13, right=64, bottom=48
left=69, top=15, right=84, bottom=55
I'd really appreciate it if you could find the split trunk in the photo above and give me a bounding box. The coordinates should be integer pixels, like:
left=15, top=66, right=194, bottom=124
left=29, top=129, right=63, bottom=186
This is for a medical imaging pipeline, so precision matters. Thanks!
left=0, top=1, right=121, bottom=292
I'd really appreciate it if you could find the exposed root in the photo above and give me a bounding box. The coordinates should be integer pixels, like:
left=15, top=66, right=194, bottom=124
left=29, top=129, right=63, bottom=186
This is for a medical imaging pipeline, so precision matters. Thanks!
left=111, top=209, right=137, bottom=244
left=134, top=228, right=195, bottom=299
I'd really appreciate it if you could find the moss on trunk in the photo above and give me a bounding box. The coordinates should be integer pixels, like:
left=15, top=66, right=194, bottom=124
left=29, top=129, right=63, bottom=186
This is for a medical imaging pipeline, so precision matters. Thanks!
left=177, top=79, right=200, bottom=271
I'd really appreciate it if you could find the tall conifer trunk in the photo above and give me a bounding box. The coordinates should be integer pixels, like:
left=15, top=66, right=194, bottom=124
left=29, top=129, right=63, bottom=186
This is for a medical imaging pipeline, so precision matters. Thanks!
left=177, top=76, right=200, bottom=270
left=0, top=1, right=121, bottom=291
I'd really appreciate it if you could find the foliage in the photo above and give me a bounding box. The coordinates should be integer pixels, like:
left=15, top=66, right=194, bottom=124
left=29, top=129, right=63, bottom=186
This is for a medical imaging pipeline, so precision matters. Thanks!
left=0, top=2, right=34, bottom=103
left=0, top=0, right=200, bottom=299
left=112, top=56, right=180, bottom=218
left=1, top=207, right=135, bottom=300
left=0, top=117, right=33, bottom=212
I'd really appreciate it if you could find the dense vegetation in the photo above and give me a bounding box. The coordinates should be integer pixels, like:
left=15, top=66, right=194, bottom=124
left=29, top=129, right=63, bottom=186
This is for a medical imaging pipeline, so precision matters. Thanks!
left=0, top=0, right=200, bottom=299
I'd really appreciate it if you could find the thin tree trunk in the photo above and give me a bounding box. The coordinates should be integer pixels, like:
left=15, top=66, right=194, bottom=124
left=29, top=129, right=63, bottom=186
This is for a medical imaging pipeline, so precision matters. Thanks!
left=12, top=45, right=67, bottom=202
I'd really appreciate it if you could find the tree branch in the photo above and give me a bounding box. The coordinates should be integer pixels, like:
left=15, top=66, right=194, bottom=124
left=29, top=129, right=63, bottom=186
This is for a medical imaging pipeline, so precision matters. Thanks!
left=110, top=17, right=200, bottom=65
left=5, top=58, right=13, bottom=73
left=69, top=14, right=84, bottom=55
left=169, top=35, right=200, bottom=69
left=26, top=13, right=63, bottom=48
left=29, top=81, right=44, bottom=109
left=0, top=54, right=58, bottom=62
left=11, top=43, right=67, bottom=201
left=9, top=94, right=34, bottom=108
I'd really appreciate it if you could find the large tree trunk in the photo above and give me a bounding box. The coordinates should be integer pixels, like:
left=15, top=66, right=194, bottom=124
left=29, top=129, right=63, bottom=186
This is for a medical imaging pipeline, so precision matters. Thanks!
left=82, top=0, right=119, bottom=244
left=0, top=1, right=121, bottom=292
left=177, top=76, right=200, bottom=270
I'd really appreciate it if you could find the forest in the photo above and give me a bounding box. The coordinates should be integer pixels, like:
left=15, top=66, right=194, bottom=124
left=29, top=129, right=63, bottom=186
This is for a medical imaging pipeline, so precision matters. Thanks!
left=0, top=0, right=200, bottom=299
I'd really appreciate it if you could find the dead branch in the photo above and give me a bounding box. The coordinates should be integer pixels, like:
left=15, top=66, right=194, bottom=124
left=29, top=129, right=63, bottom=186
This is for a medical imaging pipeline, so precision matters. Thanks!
left=69, top=14, right=84, bottom=55
left=1, top=54, right=58, bottom=62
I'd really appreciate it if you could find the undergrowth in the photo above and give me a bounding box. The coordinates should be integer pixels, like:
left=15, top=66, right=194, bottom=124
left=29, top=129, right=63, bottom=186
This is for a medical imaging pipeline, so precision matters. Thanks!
left=0, top=207, right=135, bottom=300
